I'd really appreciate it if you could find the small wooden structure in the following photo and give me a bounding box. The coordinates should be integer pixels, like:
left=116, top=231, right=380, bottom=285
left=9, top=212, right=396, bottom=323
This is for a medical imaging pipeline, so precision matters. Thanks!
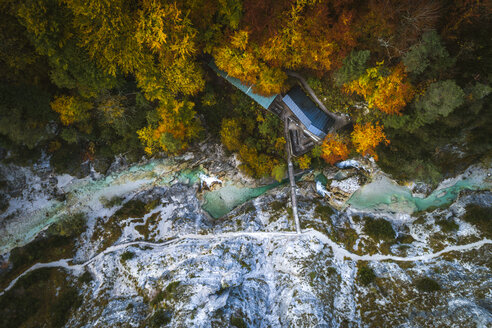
left=209, top=62, right=348, bottom=156
left=210, top=62, right=349, bottom=233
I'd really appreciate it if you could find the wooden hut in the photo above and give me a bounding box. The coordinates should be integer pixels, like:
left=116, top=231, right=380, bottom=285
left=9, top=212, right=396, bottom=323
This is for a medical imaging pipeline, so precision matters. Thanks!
left=210, top=62, right=349, bottom=157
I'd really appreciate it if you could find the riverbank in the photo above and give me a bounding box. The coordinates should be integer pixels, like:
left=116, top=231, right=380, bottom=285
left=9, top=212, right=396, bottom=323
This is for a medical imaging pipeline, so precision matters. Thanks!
left=1, top=144, right=491, bottom=327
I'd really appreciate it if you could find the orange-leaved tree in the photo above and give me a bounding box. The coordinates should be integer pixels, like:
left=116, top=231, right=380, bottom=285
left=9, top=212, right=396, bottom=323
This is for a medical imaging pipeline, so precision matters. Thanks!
left=321, top=133, right=350, bottom=165
left=372, top=64, right=415, bottom=115
left=351, top=122, right=389, bottom=160
left=344, top=63, right=414, bottom=115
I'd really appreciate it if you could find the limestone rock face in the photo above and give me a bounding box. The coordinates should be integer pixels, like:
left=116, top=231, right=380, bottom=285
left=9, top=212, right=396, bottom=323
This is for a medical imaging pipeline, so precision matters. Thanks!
left=327, top=176, right=363, bottom=209
left=314, top=158, right=373, bottom=210
left=2, top=146, right=491, bottom=328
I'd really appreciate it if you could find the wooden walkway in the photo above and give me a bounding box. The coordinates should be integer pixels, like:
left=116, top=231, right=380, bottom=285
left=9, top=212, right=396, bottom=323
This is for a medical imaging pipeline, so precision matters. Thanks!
left=283, top=112, right=301, bottom=234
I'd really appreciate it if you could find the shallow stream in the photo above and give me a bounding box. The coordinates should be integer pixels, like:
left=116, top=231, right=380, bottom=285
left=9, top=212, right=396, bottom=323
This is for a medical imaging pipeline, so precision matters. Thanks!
left=346, top=167, right=491, bottom=213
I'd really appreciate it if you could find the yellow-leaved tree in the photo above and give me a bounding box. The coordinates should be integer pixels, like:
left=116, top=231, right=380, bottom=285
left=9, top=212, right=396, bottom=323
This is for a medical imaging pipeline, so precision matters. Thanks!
left=297, top=154, right=312, bottom=170
left=220, top=118, right=243, bottom=151
left=344, top=63, right=414, bottom=115
left=134, top=1, right=204, bottom=100
left=215, top=1, right=357, bottom=96
left=257, top=1, right=355, bottom=73
left=351, top=122, right=389, bottom=160
left=214, top=30, right=287, bottom=96
left=50, top=95, right=92, bottom=126
left=96, top=94, right=125, bottom=124
left=137, top=97, right=201, bottom=155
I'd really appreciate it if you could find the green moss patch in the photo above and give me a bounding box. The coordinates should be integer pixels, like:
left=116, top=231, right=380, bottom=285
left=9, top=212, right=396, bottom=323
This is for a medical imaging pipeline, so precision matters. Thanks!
left=230, top=316, right=247, bottom=328
left=134, top=212, right=161, bottom=240
left=91, top=198, right=160, bottom=250
left=415, top=277, right=440, bottom=292
left=50, top=288, right=82, bottom=328
left=46, top=212, right=87, bottom=237
left=270, top=200, right=285, bottom=213
left=462, top=204, right=492, bottom=237
left=363, top=217, right=396, bottom=242
left=151, top=281, right=181, bottom=306
left=314, top=204, right=334, bottom=221
left=91, top=216, right=124, bottom=251
left=357, top=265, right=376, bottom=286
left=114, top=199, right=148, bottom=220
left=148, top=309, right=172, bottom=327
left=395, top=234, right=415, bottom=244
left=120, top=250, right=135, bottom=262
left=436, top=218, right=459, bottom=233
left=100, top=195, right=125, bottom=208
left=412, top=215, right=427, bottom=225
left=78, top=269, right=93, bottom=284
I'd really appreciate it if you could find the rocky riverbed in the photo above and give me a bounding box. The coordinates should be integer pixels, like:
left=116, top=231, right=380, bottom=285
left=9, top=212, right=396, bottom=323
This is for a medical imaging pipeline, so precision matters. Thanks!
left=0, top=143, right=491, bottom=327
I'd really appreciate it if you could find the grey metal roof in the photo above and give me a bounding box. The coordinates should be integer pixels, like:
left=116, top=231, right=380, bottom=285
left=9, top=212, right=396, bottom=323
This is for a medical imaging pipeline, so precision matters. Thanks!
left=282, top=86, right=334, bottom=138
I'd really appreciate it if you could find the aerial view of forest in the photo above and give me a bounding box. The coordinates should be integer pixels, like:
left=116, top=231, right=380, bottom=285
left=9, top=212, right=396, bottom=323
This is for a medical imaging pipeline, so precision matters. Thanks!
left=0, top=0, right=489, bottom=181
left=0, top=1, right=491, bottom=327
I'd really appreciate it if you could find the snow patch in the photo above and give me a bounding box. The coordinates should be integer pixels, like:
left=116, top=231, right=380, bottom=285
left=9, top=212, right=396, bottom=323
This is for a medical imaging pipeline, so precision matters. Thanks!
left=198, top=173, right=222, bottom=189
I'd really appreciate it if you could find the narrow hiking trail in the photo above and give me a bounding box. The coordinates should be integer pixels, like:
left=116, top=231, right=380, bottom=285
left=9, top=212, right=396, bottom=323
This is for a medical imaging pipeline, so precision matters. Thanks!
left=2, top=229, right=490, bottom=296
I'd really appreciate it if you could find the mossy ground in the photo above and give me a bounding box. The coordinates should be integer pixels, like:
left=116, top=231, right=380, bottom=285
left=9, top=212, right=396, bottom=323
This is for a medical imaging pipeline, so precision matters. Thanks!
left=357, top=264, right=376, bottom=286
left=436, top=218, right=459, bottom=233
left=151, top=281, right=181, bottom=306
left=134, top=212, right=161, bottom=240
left=415, top=277, right=440, bottom=292
left=314, top=204, right=334, bottom=221
left=100, top=195, right=125, bottom=208
left=363, top=217, right=395, bottom=242
left=121, top=250, right=135, bottom=262
left=91, top=197, right=161, bottom=250
left=267, top=198, right=289, bottom=224
left=297, top=198, right=337, bottom=235
left=0, top=213, right=86, bottom=290
left=462, top=204, right=492, bottom=237
left=332, top=223, right=359, bottom=251
left=0, top=268, right=81, bottom=328
left=147, top=309, right=172, bottom=327
left=357, top=245, right=490, bottom=327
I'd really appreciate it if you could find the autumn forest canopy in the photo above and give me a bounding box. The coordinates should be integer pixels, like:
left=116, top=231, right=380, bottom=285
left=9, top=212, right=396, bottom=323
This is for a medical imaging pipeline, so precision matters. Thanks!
left=0, top=0, right=491, bottom=184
